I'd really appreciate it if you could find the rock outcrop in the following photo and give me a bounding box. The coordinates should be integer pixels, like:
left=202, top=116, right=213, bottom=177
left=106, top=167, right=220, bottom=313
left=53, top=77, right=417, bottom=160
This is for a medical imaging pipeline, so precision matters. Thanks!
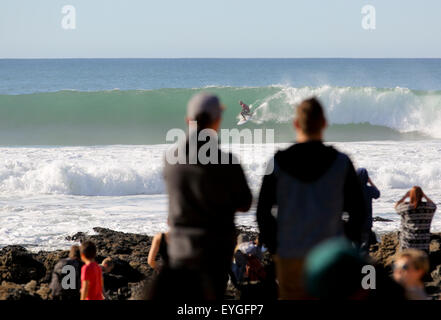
left=1, top=227, right=440, bottom=300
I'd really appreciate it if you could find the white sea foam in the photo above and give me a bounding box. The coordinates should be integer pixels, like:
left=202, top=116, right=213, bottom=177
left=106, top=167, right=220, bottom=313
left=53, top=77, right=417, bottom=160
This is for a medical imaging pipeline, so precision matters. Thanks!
left=251, top=86, right=441, bottom=137
left=0, top=141, right=441, bottom=250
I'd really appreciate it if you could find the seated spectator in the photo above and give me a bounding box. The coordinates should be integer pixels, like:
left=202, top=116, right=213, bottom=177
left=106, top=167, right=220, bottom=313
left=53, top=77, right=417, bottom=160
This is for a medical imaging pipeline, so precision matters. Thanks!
left=231, top=234, right=268, bottom=300
left=395, top=186, right=437, bottom=252
left=49, top=245, right=83, bottom=300
left=232, top=234, right=265, bottom=286
left=393, top=249, right=430, bottom=300
left=101, top=257, right=114, bottom=274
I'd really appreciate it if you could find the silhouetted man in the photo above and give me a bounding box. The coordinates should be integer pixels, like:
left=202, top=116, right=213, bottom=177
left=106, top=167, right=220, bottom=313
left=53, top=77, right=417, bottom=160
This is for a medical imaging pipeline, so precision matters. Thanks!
left=163, top=93, right=252, bottom=300
left=256, top=97, right=366, bottom=299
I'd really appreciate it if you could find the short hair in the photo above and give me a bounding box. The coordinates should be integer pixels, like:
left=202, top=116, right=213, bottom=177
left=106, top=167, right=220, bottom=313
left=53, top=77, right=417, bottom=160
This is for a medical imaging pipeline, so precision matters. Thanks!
left=69, top=245, right=81, bottom=260
left=396, top=249, right=429, bottom=274
left=295, top=97, right=326, bottom=135
left=101, top=257, right=114, bottom=267
left=80, top=240, right=97, bottom=260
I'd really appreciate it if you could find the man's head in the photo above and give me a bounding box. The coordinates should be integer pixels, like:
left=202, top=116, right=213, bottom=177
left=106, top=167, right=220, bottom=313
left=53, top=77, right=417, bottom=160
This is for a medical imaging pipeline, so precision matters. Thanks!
left=186, top=93, right=224, bottom=131
left=305, top=237, right=369, bottom=299
left=69, top=245, right=81, bottom=260
left=393, top=249, right=429, bottom=287
left=101, top=257, right=114, bottom=273
left=80, top=240, right=97, bottom=263
left=294, top=97, right=327, bottom=142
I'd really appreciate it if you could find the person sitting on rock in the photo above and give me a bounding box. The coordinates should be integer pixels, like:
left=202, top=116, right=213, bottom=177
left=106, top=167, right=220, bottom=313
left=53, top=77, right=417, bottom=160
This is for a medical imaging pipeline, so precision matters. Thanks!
left=393, top=249, right=430, bottom=300
left=49, top=245, right=83, bottom=300
left=395, top=186, right=436, bottom=252
left=101, top=257, right=114, bottom=274
left=232, top=234, right=264, bottom=286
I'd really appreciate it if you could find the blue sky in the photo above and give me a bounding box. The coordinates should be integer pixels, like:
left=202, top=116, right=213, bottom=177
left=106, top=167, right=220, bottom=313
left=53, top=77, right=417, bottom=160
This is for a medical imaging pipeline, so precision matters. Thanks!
left=1, top=0, right=441, bottom=58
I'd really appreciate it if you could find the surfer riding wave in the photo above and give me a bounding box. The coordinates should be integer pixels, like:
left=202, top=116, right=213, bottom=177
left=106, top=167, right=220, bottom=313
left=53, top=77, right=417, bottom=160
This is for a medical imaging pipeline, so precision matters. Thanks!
left=239, top=101, right=251, bottom=121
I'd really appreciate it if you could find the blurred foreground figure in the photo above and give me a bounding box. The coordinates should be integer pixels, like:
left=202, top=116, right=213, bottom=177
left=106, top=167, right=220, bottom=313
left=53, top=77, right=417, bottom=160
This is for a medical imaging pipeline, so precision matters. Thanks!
left=393, top=249, right=430, bottom=300
left=305, top=238, right=405, bottom=300
left=256, top=97, right=367, bottom=299
left=149, top=93, right=252, bottom=300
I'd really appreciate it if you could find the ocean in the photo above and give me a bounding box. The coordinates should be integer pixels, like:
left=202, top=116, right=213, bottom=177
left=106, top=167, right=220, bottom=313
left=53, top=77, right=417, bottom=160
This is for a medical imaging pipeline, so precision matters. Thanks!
left=1, top=58, right=441, bottom=250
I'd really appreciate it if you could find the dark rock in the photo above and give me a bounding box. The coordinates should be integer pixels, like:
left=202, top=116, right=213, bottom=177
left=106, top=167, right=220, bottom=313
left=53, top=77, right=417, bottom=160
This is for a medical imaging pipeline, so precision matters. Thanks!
left=373, top=217, right=394, bottom=222
left=369, top=232, right=399, bottom=268
left=65, top=232, right=86, bottom=242
left=1, top=226, right=440, bottom=300
left=104, top=273, right=129, bottom=292
left=0, top=281, right=42, bottom=300
left=0, top=246, right=46, bottom=284
left=34, top=250, right=69, bottom=283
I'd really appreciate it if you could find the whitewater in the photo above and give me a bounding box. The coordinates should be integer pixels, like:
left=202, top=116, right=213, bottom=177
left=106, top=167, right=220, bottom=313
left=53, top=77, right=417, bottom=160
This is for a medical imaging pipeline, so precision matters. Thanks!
left=1, top=141, right=441, bottom=251
left=1, top=58, right=441, bottom=250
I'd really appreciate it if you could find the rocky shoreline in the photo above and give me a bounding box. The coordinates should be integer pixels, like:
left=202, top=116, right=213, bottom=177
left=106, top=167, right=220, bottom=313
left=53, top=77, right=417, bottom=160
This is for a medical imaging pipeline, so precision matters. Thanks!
left=1, top=227, right=441, bottom=300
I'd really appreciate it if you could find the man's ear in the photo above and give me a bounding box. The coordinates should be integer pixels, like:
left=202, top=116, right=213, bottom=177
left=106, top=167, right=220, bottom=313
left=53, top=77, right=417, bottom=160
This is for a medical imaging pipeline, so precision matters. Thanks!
left=185, top=117, right=190, bottom=125
left=322, top=118, right=328, bottom=130
left=293, top=118, right=300, bottom=130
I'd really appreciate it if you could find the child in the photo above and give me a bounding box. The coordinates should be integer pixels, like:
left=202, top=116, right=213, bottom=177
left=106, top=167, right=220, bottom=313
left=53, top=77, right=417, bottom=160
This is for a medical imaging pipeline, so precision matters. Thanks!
left=393, top=249, right=430, bottom=300
left=101, top=257, right=114, bottom=274
left=80, top=240, right=104, bottom=300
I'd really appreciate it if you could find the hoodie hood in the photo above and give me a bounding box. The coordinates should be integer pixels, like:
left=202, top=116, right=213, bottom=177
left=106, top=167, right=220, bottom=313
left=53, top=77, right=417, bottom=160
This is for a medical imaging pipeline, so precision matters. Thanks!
left=275, top=141, right=339, bottom=182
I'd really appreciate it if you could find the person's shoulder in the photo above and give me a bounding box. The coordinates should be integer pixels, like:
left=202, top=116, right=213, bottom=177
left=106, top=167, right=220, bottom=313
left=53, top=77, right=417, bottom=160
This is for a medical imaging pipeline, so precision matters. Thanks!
left=420, top=201, right=437, bottom=210
left=81, top=263, right=88, bottom=273
left=88, top=262, right=102, bottom=274
left=152, top=232, right=163, bottom=243
left=332, top=148, right=351, bottom=163
left=396, top=202, right=410, bottom=212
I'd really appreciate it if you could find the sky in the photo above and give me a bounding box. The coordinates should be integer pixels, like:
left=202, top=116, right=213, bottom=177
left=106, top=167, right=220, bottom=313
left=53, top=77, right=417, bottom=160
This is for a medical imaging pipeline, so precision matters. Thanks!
left=1, top=0, right=441, bottom=58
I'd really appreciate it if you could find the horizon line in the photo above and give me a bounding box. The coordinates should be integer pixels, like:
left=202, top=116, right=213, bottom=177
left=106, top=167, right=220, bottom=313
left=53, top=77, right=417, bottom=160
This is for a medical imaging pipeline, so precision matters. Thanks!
left=1, top=57, right=441, bottom=60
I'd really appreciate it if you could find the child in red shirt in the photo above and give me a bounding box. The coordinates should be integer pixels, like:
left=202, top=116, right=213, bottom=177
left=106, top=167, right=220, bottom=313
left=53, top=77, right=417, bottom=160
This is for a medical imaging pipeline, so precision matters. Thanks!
left=80, top=241, right=104, bottom=300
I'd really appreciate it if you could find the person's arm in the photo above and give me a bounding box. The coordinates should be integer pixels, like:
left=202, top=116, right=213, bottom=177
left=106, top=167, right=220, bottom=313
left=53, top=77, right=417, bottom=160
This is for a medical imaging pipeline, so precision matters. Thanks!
left=368, top=178, right=381, bottom=199
left=80, top=280, right=89, bottom=300
left=343, top=160, right=367, bottom=244
left=256, top=169, right=277, bottom=254
left=395, top=191, right=410, bottom=208
left=422, top=192, right=435, bottom=205
left=147, top=233, right=162, bottom=270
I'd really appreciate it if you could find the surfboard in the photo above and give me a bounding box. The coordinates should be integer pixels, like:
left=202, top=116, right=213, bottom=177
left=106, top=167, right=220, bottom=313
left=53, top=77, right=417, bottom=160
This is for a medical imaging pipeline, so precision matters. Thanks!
left=237, top=113, right=252, bottom=125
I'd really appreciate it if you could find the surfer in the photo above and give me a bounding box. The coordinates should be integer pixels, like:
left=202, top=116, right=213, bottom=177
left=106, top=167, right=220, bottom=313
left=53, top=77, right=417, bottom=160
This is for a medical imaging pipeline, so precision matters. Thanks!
left=239, top=101, right=251, bottom=121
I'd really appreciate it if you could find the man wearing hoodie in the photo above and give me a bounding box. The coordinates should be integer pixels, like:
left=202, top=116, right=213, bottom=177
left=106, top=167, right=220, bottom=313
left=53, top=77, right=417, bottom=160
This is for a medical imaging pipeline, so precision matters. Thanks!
left=256, top=97, right=366, bottom=299
left=357, top=168, right=381, bottom=252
